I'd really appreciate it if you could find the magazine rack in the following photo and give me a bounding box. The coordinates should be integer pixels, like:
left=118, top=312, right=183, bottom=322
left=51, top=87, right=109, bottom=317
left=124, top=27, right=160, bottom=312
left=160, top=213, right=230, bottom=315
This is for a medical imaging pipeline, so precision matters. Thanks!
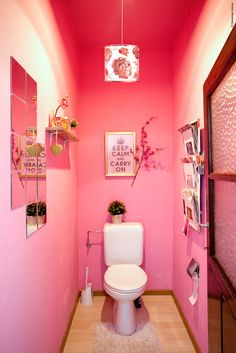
left=178, top=119, right=203, bottom=232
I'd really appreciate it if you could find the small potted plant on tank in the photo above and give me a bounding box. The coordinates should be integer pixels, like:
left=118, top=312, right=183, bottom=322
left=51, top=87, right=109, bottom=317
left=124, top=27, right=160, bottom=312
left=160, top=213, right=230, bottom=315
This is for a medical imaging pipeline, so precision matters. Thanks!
left=108, top=200, right=126, bottom=224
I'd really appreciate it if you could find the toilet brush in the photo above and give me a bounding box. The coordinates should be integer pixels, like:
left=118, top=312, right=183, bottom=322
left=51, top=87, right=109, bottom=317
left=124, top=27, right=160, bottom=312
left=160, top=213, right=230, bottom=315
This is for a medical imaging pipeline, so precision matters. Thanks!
left=85, top=266, right=89, bottom=289
left=81, top=267, right=93, bottom=305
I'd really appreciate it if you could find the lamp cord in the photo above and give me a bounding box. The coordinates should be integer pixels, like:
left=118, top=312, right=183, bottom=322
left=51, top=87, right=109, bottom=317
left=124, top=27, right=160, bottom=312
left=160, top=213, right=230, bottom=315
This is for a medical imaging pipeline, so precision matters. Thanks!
left=121, top=0, right=124, bottom=44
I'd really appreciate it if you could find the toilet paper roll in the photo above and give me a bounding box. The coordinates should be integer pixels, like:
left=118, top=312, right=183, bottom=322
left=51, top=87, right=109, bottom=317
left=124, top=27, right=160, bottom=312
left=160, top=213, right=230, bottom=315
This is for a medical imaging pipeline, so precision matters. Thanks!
left=189, top=272, right=199, bottom=305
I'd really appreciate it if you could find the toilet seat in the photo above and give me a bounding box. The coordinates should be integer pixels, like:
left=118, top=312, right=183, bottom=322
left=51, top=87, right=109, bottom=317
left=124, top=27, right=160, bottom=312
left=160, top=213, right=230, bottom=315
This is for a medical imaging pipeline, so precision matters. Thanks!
left=104, top=264, right=147, bottom=292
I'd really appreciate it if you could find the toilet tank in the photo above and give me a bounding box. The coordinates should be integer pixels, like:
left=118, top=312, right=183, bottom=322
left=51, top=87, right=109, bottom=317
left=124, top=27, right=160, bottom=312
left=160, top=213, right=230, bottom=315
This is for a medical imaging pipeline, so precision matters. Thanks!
left=103, top=222, right=144, bottom=266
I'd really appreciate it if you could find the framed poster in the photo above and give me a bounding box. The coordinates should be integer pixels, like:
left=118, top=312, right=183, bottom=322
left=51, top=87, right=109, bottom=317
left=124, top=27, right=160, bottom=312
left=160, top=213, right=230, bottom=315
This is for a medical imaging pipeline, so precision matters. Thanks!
left=21, top=139, right=46, bottom=178
left=105, top=132, right=136, bottom=176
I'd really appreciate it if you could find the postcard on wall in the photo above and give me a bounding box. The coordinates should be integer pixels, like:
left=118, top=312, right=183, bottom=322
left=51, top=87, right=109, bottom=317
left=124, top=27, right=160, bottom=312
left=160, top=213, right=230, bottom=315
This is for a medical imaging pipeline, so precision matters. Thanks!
left=182, top=188, right=200, bottom=231
left=182, top=161, right=197, bottom=189
left=105, top=132, right=136, bottom=176
left=178, top=119, right=200, bottom=155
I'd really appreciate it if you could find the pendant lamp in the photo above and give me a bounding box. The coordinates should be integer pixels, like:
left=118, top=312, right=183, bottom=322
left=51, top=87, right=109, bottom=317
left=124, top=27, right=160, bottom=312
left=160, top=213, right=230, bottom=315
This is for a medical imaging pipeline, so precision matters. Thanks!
left=105, top=0, right=139, bottom=82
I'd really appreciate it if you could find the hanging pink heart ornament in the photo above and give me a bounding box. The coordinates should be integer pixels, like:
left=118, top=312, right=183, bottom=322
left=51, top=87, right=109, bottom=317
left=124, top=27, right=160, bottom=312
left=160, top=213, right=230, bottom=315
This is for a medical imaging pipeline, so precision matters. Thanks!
left=50, top=127, right=63, bottom=156
left=51, top=143, right=63, bottom=156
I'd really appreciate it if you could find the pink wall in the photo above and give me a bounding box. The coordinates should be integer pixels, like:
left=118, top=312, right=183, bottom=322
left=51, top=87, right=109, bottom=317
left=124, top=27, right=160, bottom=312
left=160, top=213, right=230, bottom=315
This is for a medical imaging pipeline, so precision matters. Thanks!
left=0, top=1, right=233, bottom=352
left=172, top=1, right=233, bottom=352
left=0, top=1, right=79, bottom=352
left=77, top=47, right=174, bottom=291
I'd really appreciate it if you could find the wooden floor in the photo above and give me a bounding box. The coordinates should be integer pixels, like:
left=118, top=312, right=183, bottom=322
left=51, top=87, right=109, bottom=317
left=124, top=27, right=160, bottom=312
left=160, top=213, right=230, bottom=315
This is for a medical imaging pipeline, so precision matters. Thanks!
left=62, top=295, right=196, bottom=353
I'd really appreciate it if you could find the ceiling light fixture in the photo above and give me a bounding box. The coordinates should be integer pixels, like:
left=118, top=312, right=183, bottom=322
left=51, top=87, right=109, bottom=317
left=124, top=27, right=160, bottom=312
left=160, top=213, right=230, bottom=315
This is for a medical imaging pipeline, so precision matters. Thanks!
left=104, top=0, right=139, bottom=82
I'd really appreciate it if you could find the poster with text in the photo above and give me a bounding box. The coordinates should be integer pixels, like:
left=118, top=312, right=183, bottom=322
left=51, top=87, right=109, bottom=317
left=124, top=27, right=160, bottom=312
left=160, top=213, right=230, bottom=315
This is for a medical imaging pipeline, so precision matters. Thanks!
left=21, top=139, right=46, bottom=177
left=105, top=132, right=136, bottom=176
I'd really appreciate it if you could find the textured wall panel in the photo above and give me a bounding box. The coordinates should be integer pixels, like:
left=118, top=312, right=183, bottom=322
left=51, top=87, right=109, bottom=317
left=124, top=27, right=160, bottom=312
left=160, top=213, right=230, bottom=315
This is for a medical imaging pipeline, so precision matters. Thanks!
left=214, top=180, right=236, bottom=288
left=211, top=61, right=236, bottom=174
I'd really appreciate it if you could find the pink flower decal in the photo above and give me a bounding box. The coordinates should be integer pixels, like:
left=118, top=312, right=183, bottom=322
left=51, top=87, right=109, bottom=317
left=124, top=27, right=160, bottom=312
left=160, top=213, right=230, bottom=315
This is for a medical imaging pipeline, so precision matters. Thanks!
left=11, top=133, right=25, bottom=188
left=59, top=96, right=69, bottom=110
left=54, top=95, right=69, bottom=117
left=32, top=95, right=37, bottom=109
left=11, top=134, right=23, bottom=169
left=130, top=117, right=163, bottom=187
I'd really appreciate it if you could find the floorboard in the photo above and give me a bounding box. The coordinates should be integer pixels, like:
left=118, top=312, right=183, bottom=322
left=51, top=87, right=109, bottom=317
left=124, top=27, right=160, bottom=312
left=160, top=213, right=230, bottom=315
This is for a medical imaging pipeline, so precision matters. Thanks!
left=63, top=295, right=196, bottom=353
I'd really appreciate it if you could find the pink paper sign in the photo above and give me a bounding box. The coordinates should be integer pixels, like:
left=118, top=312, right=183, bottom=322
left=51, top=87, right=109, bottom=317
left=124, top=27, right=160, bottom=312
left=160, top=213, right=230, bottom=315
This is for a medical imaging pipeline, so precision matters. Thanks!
left=105, top=132, right=136, bottom=176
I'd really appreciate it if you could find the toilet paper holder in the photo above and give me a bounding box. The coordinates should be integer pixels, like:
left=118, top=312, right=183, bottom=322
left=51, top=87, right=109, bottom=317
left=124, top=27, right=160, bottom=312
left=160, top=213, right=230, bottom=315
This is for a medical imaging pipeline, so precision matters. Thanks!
left=187, top=259, right=199, bottom=277
left=86, top=229, right=103, bottom=248
left=187, top=259, right=200, bottom=306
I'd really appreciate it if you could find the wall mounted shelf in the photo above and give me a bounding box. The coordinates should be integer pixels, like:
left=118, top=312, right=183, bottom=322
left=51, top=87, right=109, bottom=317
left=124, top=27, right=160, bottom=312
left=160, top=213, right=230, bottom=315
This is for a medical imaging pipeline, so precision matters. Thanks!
left=46, top=127, right=78, bottom=142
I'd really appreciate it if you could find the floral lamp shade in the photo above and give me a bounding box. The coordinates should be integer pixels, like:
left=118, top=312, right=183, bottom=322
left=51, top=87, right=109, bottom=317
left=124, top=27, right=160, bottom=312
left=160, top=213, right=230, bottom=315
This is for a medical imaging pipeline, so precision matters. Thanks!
left=105, top=45, right=139, bottom=82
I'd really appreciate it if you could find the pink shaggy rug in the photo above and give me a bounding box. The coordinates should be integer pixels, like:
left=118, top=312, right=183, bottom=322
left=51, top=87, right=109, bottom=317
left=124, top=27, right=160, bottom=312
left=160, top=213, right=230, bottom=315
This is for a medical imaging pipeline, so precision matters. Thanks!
left=93, top=322, right=162, bottom=353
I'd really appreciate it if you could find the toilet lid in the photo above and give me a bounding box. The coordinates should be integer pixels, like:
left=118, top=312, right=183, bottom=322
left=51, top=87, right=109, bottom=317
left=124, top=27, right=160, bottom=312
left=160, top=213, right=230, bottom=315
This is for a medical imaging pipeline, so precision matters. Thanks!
left=104, top=264, right=147, bottom=291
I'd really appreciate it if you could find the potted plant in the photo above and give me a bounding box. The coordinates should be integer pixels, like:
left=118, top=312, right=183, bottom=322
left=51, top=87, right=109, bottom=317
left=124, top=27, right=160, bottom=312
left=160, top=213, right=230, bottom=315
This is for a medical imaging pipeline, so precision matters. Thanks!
left=26, top=201, right=46, bottom=225
left=38, top=201, right=46, bottom=225
left=108, top=200, right=126, bottom=224
left=26, top=202, right=37, bottom=225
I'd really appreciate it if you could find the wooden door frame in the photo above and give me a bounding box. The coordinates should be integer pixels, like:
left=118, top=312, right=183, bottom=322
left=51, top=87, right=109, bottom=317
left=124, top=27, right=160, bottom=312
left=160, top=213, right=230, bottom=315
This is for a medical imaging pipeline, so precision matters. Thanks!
left=204, top=25, right=236, bottom=353
left=203, top=25, right=236, bottom=256
left=203, top=25, right=236, bottom=301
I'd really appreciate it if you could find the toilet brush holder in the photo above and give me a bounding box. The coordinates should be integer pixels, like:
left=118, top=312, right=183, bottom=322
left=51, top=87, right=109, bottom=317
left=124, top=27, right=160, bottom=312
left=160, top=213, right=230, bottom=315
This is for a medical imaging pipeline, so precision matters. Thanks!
left=80, top=283, right=93, bottom=305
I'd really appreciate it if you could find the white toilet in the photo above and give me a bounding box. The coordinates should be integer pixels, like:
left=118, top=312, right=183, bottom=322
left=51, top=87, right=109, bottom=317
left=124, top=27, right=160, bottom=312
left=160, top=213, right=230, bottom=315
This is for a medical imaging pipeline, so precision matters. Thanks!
left=103, top=222, right=147, bottom=335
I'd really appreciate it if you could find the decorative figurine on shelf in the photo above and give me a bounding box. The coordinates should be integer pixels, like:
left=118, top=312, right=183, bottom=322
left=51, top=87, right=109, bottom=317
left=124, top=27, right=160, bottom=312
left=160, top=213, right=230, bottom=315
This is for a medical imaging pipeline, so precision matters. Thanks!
left=49, top=95, right=78, bottom=131
left=70, top=119, right=78, bottom=128
left=55, top=95, right=69, bottom=117
left=49, top=95, right=70, bottom=130
left=49, top=95, right=78, bottom=156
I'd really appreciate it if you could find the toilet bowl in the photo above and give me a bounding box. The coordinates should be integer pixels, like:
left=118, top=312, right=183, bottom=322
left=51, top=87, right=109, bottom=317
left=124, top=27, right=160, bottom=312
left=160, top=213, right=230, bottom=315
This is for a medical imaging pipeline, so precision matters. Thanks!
left=104, top=264, right=147, bottom=335
left=103, top=222, right=147, bottom=335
